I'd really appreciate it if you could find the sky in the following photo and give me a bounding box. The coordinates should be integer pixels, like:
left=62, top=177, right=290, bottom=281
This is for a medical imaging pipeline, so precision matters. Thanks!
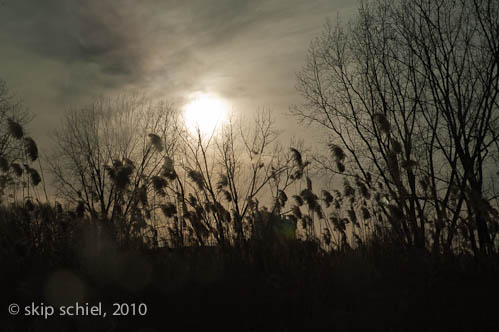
left=0, top=0, right=357, bottom=151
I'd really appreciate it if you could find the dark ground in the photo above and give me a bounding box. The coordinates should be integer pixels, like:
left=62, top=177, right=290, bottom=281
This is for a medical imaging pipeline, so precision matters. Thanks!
left=2, top=241, right=499, bottom=331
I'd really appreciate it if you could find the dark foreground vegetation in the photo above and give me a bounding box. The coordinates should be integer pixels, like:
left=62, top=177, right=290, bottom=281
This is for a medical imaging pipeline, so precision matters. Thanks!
left=1, top=203, right=499, bottom=332
left=2, top=0, right=499, bottom=330
left=1, top=114, right=499, bottom=332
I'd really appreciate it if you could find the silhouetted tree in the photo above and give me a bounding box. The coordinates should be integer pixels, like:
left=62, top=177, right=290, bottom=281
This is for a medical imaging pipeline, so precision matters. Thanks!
left=154, top=110, right=299, bottom=247
left=48, top=95, right=179, bottom=245
left=293, top=0, right=499, bottom=255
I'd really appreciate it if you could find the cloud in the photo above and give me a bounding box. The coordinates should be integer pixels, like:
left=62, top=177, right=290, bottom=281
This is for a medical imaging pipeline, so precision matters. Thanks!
left=0, top=0, right=355, bottom=145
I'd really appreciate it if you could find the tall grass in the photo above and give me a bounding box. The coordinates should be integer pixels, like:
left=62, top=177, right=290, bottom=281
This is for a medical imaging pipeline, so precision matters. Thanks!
left=1, top=108, right=498, bottom=331
left=1, top=157, right=498, bottom=327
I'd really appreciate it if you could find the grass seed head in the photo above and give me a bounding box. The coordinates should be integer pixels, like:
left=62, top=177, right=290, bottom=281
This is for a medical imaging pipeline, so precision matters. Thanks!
left=329, top=144, right=345, bottom=161
left=148, top=133, right=164, bottom=152
left=336, top=161, right=345, bottom=173
left=290, top=148, right=303, bottom=167
left=23, top=137, right=38, bottom=161
left=373, top=113, right=391, bottom=133
left=0, top=156, right=8, bottom=172
left=10, top=163, right=23, bottom=177
left=7, top=118, right=24, bottom=139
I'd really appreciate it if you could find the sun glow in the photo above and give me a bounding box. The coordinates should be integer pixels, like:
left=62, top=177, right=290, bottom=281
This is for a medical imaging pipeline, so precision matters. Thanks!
left=183, top=93, right=229, bottom=135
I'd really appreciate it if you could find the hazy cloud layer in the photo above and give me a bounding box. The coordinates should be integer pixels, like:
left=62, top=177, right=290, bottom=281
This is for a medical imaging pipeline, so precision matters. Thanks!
left=0, top=0, right=356, bottom=146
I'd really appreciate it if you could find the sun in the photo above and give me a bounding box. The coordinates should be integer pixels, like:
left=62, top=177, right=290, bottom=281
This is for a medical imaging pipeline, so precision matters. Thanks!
left=183, top=93, right=229, bottom=135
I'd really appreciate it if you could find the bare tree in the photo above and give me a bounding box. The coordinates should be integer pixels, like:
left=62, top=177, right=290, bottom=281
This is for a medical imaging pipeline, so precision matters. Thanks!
left=151, top=110, right=299, bottom=247
left=48, top=95, right=179, bottom=244
left=293, top=0, right=499, bottom=255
